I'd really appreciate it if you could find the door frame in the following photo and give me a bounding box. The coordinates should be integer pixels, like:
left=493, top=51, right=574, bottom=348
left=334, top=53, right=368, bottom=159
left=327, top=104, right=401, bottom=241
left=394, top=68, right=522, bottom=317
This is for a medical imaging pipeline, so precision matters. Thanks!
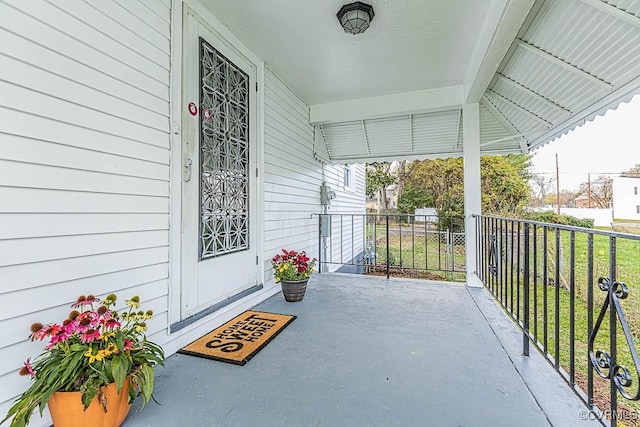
left=168, top=0, right=265, bottom=331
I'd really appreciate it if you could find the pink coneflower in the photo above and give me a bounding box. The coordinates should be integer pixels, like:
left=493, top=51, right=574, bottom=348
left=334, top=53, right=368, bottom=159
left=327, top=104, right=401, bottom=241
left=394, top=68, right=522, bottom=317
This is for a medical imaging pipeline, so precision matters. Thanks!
left=19, top=358, right=35, bottom=378
left=48, top=328, right=70, bottom=348
left=85, top=295, right=100, bottom=305
left=42, top=324, right=62, bottom=338
left=71, top=295, right=87, bottom=308
left=80, top=329, right=100, bottom=344
left=29, top=323, right=46, bottom=341
left=75, top=312, right=98, bottom=332
left=102, top=318, right=121, bottom=330
left=97, top=305, right=111, bottom=319
left=123, top=340, right=134, bottom=351
left=62, top=318, right=77, bottom=334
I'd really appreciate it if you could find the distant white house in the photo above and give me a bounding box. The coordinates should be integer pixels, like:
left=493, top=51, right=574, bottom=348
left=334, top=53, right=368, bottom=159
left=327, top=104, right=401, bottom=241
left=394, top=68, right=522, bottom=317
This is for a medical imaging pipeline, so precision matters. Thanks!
left=612, top=176, right=640, bottom=220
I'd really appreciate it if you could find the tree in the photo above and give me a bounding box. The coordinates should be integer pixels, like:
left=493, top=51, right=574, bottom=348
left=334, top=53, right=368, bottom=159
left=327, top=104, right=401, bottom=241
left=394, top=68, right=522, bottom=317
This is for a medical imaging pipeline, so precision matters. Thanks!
left=530, top=174, right=555, bottom=207
left=397, top=181, right=433, bottom=214
left=365, top=162, right=396, bottom=211
left=400, top=154, right=531, bottom=219
left=395, top=160, right=410, bottom=206
left=578, top=175, right=612, bottom=208
left=481, top=155, right=531, bottom=213
left=544, top=190, right=578, bottom=207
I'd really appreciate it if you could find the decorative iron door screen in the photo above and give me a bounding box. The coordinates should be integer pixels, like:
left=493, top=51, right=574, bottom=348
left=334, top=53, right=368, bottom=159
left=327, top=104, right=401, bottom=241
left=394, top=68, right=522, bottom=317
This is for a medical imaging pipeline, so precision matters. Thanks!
left=199, top=37, right=250, bottom=259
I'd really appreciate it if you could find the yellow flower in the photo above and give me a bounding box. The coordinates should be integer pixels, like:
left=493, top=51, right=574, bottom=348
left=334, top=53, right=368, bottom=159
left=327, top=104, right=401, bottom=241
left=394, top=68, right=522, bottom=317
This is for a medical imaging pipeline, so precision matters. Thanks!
left=126, top=296, right=140, bottom=309
left=84, top=348, right=107, bottom=363
left=101, top=331, right=115, bottom=341
left=135, top=322, right=148, bottom=332
left=275, top=277, right=281, bottom=283
left=104, top=342, right=118, bottom=356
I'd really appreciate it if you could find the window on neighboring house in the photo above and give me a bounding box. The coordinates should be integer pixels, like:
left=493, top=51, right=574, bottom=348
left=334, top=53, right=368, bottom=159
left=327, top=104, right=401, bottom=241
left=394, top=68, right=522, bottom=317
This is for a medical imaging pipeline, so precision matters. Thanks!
left=343, top=166, right=352, bottom=188
left=637, top=205, right=640, bottom=214
left=635, top=187, right=638, bottom=195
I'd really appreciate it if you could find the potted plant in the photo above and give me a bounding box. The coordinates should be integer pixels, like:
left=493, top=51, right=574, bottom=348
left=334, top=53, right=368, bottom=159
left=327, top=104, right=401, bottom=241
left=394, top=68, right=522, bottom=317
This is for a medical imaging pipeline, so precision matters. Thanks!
left=272, top=249, right=317, bottom=302
left=2, top=293, right=165, bottom=427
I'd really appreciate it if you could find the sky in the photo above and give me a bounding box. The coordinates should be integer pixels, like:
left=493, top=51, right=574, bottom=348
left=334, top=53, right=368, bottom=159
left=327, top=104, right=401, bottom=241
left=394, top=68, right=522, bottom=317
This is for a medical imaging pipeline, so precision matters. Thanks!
left=530, top=94, right=640, bottom=191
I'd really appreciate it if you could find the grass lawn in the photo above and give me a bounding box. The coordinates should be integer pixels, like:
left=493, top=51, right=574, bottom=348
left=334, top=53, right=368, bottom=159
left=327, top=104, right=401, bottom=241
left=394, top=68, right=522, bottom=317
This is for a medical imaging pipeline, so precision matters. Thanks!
left=366, top=223, right=466, bottom=281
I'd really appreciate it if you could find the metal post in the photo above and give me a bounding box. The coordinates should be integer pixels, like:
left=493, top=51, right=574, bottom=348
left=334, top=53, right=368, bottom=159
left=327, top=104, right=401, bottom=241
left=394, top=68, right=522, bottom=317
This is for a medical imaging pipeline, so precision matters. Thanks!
left=386, top=215, right=390, bottom=280
left=587, top=233, right=594, bottom=407
left=533, top=224, right=538, bottom=342
left=318, top=214, right=323, bottom=273
left=543, top=226, right=548, bottom=351
left=609, top=236, right=617, bottom=427
left=523, top=223, right=530, bottom=357
left=554, top=228, right=560, bottom=369
left=569, top=230, right=576, bottom=384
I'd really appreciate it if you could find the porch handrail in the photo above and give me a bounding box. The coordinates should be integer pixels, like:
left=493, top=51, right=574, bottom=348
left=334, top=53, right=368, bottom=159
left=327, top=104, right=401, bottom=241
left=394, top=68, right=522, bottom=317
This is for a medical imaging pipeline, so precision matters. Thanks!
left=473, top=214, right=640, bottom=241
left=314, top=212, right=465, bottom=279
left=475, top=214, right=640, bottom=427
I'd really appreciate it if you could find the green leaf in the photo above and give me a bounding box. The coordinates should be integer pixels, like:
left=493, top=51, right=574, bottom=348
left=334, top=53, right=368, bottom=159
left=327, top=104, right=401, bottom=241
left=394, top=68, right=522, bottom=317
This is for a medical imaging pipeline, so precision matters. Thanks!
left=139, top=364, right=155, bottom=409
left=111, top=355, right=128, bottom=393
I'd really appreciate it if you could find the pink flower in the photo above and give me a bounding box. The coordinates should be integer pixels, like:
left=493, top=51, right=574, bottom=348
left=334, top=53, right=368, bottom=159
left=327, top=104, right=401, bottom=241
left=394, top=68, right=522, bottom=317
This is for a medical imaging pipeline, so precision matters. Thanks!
left=102, top=318, right=121, bottom=330
left=42, top=324, right=62, bottom=338
left=19, top=358, right=35, bottom=378
left=62, top=318, right=77, bottom=335
left=80, top=329, right=100, bottom=344
left=29, top=323, right=46, bottom=341
left=71, top=295, right=87, bottom=308
left=75, top=312, right=97, bottom=333
left=48, top=329, right=70, bottom=347
left=123, top=340, right=134, bottom=351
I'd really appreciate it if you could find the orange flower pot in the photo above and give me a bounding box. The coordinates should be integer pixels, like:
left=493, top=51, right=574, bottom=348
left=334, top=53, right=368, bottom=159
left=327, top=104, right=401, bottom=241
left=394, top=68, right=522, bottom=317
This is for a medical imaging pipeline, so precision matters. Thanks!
left=47, top=377, right=131, bottom=427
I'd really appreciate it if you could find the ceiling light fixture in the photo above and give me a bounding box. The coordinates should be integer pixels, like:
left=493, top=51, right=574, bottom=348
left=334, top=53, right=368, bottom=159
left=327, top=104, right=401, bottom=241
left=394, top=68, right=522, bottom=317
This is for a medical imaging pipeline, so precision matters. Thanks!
left=337, top=2, right=375, bottom=35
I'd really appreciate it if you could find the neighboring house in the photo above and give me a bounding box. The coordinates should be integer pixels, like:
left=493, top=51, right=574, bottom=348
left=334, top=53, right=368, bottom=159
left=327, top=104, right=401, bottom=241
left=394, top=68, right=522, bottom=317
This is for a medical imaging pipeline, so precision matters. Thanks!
left=574, top=194, right=589, bottom=208
left=612, top=175, right=640, bottom=220
left=367, top=183, right=399, bottom=212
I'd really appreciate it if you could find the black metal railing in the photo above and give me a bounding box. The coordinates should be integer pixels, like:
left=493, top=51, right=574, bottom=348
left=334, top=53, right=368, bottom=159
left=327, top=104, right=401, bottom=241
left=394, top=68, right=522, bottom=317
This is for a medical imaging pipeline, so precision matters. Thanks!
left=476, top=215, right=640, bottom=426
left=315, top=213, right=465, bottom=280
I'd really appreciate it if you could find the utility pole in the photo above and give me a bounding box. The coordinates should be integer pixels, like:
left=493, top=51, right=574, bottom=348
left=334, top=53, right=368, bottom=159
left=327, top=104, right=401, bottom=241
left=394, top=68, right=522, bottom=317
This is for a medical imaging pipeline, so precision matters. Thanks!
left=555, top=154, right=561, bottom=215
left=587, top=172, right=592, bottom=208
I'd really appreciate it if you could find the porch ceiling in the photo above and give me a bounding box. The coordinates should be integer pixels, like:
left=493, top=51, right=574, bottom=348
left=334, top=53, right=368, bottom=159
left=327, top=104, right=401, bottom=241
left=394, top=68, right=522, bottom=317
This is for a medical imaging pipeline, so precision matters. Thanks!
left=204, top=0, right=640, bottom=163
left=202, top=0, right=493, bottom=105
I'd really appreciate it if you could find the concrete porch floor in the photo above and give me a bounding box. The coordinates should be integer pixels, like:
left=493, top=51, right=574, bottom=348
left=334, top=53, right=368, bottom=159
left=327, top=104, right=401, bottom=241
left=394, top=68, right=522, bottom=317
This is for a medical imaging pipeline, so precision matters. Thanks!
left=125, top=273, right=598, bottom=427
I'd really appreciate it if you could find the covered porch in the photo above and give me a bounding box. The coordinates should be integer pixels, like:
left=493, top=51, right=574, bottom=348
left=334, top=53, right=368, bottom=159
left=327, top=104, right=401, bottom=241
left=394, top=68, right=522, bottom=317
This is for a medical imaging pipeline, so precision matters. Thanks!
left=125, top=273, right=595, bottom=426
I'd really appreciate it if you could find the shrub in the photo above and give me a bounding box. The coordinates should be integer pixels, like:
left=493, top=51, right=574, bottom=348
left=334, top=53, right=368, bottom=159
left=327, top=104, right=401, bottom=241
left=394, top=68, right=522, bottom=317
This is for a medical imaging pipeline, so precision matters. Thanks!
left=525, top=211, right=594, bottom=229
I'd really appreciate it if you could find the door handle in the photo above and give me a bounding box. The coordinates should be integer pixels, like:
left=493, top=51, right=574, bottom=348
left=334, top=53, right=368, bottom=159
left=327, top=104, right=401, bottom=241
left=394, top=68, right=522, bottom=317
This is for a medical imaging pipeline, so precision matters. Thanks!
left=184, top=158, right=193, bottom=182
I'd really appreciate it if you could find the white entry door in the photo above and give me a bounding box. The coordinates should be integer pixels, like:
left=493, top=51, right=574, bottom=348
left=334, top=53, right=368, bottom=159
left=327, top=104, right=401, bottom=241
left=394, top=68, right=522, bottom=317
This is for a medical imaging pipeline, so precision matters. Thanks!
left=181, top=11, right=258, bottom=319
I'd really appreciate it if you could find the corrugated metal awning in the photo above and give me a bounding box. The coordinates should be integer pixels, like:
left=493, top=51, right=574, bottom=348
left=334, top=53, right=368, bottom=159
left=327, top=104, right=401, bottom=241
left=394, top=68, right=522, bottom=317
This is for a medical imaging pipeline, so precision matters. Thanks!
left=314, top=0, right=640, bottom=164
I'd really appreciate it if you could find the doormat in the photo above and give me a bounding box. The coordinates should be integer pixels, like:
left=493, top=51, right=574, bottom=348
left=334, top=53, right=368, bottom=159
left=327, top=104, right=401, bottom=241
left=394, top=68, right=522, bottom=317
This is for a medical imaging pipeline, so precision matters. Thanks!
left=177, top=310, right=296, bottom=365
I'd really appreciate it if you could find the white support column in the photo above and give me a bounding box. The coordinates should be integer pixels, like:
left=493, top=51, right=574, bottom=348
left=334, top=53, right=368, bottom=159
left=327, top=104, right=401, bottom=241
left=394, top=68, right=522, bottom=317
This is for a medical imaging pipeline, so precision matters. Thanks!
left=463, top=103, right=483, bottom=288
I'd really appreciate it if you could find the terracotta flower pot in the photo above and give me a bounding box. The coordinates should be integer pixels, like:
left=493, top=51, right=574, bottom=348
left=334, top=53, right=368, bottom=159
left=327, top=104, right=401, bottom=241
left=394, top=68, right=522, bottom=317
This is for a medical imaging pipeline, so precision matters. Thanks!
left=280, top=279, right=308, bottom=302
left=48, top=377, right=131, bottom=427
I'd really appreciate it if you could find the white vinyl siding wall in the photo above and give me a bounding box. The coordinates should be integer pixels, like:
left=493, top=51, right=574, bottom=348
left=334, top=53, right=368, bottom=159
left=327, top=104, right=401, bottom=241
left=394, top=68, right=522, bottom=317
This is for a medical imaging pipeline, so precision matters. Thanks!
left=323, top=164, right=366, bottom=271
left=262, top=69, right=365, bottom=282
left=0, top=0, right=171, bottom=422
left=0, top=2, right=367, bottom=423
